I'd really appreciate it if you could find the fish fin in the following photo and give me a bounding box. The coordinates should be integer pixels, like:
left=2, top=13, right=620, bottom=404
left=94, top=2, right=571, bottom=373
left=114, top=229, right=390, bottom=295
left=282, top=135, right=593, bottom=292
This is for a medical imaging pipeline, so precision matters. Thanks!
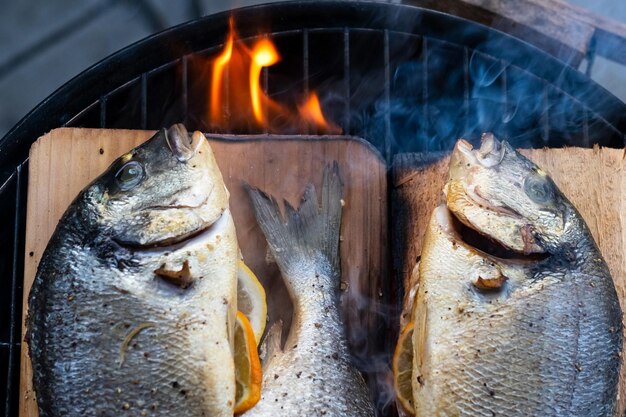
left=244, top=162, right=343, bottom=276
left=259, top=320, right=283, bottom=371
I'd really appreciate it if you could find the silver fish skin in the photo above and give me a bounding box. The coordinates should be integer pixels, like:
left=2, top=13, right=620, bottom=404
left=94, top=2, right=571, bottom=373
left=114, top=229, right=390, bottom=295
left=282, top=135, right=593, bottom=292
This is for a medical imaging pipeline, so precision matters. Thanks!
left=410, top=134, right=622, bottom=417
left=245, top=164, right=376, bottom=417
left=27, top=125, right=239, bottom=417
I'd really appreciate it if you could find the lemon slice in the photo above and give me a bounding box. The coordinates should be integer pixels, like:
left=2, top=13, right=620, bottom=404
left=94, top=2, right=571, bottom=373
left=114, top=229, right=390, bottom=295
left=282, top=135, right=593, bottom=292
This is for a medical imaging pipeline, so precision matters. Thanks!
left=234, top=311, right=262, bottom=414
left=393, top=321, right=415, bottom=415
left=237, top=260, right=267, bottom=345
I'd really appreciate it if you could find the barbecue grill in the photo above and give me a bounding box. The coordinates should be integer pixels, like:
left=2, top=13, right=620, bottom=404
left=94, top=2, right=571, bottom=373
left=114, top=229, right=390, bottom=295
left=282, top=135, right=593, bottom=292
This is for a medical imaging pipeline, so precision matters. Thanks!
left=2, top=2, right=626, bottom=416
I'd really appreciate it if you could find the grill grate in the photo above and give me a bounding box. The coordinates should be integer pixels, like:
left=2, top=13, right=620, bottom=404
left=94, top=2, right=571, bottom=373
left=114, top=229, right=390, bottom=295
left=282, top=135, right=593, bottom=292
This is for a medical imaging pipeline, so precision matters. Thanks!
left=2, top=2, right=626, bottom=415
left=65, top=28, right=624, bottom=155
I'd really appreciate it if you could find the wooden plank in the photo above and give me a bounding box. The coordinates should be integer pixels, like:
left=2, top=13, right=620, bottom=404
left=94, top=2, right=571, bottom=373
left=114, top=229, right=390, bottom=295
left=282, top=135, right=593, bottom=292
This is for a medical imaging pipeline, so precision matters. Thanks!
left=392, top=146, right=626, bottom=415
left=20, top=128, right=388, bottom=417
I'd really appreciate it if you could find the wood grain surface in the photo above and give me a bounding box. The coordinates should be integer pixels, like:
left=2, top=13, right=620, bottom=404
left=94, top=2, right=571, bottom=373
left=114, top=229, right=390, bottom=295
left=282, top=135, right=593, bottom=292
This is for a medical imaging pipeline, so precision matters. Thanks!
left=392, top=147, right=626, bottom=415
left=20, top=128, right=388, bottom=417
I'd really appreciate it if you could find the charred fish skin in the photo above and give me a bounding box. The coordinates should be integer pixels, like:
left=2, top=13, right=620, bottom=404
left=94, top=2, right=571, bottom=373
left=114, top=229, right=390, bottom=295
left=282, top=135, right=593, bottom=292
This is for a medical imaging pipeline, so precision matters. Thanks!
left=245, top=163, right=376, bottom=417
left=27, top=125, right=238, bottom=417
left=412, top=135, right=622, bottom=417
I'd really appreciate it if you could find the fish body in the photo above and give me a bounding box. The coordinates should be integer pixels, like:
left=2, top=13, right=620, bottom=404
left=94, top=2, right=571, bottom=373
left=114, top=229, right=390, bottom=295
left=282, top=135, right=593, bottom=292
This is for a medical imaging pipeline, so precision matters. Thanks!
left=28, top=125, right=239, bottom=417
left=245, top=164, right=376, bottom=417
left=410, top=135, right=622, bottom=417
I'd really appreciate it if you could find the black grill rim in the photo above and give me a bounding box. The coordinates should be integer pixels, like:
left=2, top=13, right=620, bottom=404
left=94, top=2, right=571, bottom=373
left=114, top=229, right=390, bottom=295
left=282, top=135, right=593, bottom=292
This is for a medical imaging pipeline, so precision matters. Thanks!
left=2, top=2, right=626, bottom=415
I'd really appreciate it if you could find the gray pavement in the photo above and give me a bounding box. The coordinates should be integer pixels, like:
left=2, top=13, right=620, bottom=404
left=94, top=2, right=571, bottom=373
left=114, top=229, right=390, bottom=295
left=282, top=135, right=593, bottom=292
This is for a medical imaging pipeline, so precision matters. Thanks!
left=0, top=0, right=624, bottom=139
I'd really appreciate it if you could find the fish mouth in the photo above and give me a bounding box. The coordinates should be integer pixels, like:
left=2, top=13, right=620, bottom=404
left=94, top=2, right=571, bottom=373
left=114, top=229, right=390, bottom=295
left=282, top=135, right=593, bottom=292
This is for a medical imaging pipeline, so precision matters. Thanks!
left=145, top=220, right=218, bottom=248
left=445, top=180, right=533, bottom=255
left=436, top=205, right=547, bottom=262
left=448, top=136, right=543, bottom=255
left=142, top=194, right=210, bottom=212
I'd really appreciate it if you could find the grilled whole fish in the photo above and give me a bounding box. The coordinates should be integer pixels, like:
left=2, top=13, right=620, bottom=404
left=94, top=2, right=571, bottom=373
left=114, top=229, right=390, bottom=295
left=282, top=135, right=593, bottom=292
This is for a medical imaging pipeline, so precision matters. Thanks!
left=410, top=134, right=622, bottom=417
left=245, top=164, right=376, bottom=417
left=27, top=125, right=239, bottom=417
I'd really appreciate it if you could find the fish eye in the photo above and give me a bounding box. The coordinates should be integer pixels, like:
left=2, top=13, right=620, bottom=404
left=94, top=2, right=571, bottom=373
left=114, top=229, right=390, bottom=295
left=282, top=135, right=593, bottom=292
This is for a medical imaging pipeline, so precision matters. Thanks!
left=523, top=173, right=553, bottom=204
left=115, top=161, right=144, bottom=191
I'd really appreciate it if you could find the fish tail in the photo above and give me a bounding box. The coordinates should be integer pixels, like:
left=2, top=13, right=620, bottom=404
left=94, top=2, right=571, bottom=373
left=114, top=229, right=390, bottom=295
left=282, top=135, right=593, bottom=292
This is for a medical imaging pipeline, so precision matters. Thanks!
left=245, top=162, right=343, bottom=275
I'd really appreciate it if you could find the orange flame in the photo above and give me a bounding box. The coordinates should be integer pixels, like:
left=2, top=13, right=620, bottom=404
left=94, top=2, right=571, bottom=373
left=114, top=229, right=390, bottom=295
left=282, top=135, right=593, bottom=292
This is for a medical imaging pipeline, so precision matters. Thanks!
left=209, top=29, right=233, bottom=126
left=208, top=20, right=340, bottom=134
left=249, top=39, right=279, bottom=125
left=298, top=93, right=332, bottom=128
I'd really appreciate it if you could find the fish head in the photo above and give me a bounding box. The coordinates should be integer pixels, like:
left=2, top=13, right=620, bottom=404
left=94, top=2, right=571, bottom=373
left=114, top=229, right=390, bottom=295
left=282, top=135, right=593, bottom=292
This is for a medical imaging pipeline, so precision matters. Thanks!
left=88, top=124, right=229, bottom=247
left=445, top=133, right=565, bottom=254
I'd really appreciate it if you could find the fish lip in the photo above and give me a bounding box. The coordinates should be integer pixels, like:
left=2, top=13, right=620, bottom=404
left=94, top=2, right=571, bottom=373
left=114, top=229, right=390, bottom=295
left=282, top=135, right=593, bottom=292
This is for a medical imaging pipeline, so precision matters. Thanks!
left=463, top=184, right=524, bottom=220
left=434, top=204, right=459, bottom=238
left=113, top=208, right=224, bottom=250
left=141, top=194, right=210, bottom=211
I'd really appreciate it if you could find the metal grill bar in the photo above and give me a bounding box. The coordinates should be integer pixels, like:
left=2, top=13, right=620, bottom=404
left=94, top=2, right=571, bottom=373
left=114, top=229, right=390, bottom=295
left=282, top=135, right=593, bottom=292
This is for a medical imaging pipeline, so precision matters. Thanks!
left=343, top=28, right=350, bottom=133
left=542, top=82, right=550, bottom=143
left=498, top=60, right=509, bottom=138
left=140, top=73, right=148, bottom=130
left=99, top=96, right=107, bottom=128
left=383, top=29, right=391, bottom=163
left=5, top=163, right=25, bottom=417
left=422, top=37, right=429, bottom=151
left=463, top=47, right=470, bottom=136
left=303, top=29, right=310, bottom=135
left=501, top=60, right=508, bottom=138
left=181, top=56, right=189, bottom=126
left=585, top=36, right=597, bottom=77
left=303, top=29, right=310, bottom=99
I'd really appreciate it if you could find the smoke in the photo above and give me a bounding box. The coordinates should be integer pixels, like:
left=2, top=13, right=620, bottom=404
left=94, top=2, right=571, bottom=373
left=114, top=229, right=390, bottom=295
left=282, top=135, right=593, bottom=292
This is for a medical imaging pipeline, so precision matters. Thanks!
left=341, top=280, right=399, bottom=417
left=178, top=11, right=626, bottom=417
left=342, top=32, right=625, bottom=155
